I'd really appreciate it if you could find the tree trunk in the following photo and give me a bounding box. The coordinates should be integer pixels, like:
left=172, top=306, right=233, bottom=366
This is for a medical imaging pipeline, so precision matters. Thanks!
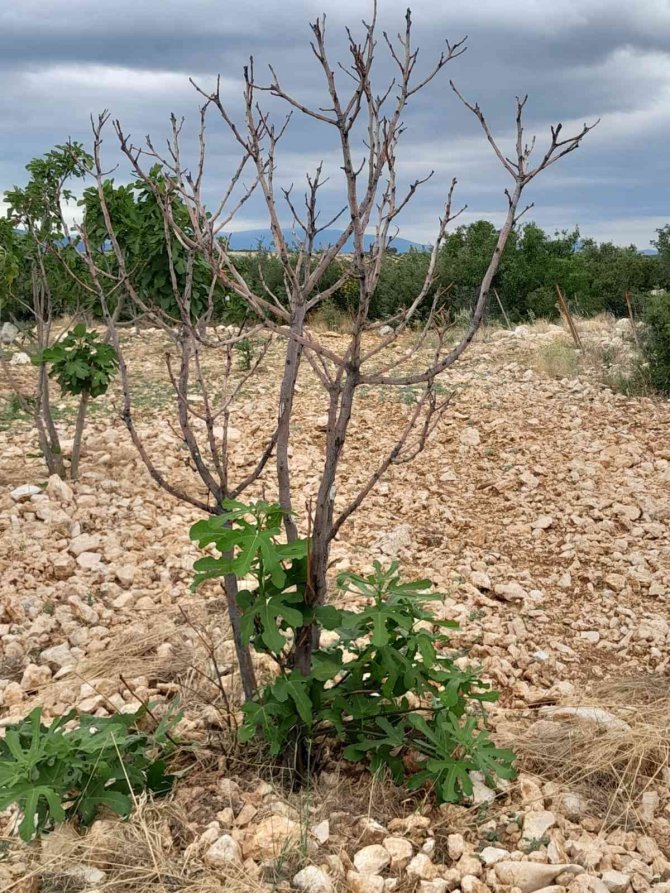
left=276, top=301, right=307, bottom=542
left=222, top=570, right=257, bottom=701
left=70, top=389, right=90, bottom=481
left=38, top=367, right=66, bottom=478
left=293, top=370, right=358, bottom=675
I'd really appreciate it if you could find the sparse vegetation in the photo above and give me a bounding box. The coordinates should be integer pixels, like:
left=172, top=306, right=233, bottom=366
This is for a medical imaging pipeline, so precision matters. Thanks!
left=533, top=339, right=580, bottom=380
left=191, top=500, right=515, bottom=797
left=0, top=706, right=179, bottom=841
left=34, top=323, right=119, bottom=478
left=1, top=4, right=668, bottom=890
left=642, top=291, right=670, bottom=394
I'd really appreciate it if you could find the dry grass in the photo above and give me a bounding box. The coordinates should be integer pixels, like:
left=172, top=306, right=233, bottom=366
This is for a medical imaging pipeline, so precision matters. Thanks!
left=532, top=338, right=580, bottom=379
left=524, top=317, right=559, bottom=335
left=527, top=321, right=647, bottom=395
left=74, top=621, right=195, bottom=685
left=308, top=302, right=353, bottom=334
left=508, top=676, right=670, bottom=829
left=579, top=338, right=647, bottom=396
left=10, top=796, right=255, bottom=893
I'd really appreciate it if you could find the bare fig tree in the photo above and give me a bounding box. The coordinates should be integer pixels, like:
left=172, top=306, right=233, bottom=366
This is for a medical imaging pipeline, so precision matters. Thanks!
left=84, top=5, right=596, bottom=692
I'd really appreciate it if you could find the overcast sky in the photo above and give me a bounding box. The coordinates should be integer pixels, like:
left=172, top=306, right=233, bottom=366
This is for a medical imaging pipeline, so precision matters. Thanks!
left=1, top=0, right=669, bottom=248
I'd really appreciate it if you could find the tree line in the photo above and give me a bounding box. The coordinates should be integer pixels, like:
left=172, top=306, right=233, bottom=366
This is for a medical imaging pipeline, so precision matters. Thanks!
left=1, top=149, right=668, bottom=326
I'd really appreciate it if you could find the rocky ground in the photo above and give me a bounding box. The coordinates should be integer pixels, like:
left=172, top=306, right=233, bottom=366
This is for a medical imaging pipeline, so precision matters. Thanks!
left=1, top=317, right=669, bottom=893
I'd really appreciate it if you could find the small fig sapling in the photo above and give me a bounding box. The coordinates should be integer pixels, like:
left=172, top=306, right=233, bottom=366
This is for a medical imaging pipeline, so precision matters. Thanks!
left=35, top=324, right=118, bottom=479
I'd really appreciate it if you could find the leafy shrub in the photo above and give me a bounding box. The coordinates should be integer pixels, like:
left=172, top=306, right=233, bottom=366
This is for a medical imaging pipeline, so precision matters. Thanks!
left=526, top=286, right=559, bottom=320
left=309, top=300, right=351, bottom=332
left=190, top=501, right=515, bottom=802
left=0, top=706, right=179, bottom=841
left=34, top=324, right=118, bottom=398
left=642, top=292, right=670, bottom=394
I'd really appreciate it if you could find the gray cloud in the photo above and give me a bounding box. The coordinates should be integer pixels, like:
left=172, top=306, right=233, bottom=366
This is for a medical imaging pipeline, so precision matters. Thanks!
left=1, top=0, right=669, bottom=248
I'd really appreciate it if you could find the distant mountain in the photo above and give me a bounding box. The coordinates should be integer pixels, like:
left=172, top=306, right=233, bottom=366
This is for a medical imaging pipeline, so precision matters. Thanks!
left=640, top=248, right=659, bottom=256
left=224, top=228, right=426, bottom=253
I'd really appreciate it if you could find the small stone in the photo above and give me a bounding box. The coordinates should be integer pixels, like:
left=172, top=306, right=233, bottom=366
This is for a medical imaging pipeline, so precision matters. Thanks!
left=407, top=854, right=437, bottom=881
left=41, top=642, right=73, bottom=669
left=244, top=815, right=301, bottom=860
left=579, top=631, right=600, bottom=645
left=217, top=778, right=244, bottom=812
left=0, top=321, right=19, bottom=343
left=480, top=847, right=509, bottom=866
left=469, top=770, right=496, bottom=804
left=3, top=682, right=24, bottom=706
left=494, top=582, right=527, bottom=603
left=458, top=856, right=483, bottom=878
left=600, top=871, right=630, bottom=893
left=447, top=833, right=465, bottom=860
left=605, top=574, right=626, bottom=592
left=532, top=515, right=554, bottom=530
left=69, top=533, right=101, bottom=556
left=77, top=551, right=103, bottom=570
left=53, top=554, right=76, bottom=580
left=639, top=791, right=659, bottom=823
left=9, top=351, right=30, bottom=365
left=461, top=876, right=489, bottom=893
left=460, top=427, right=481, bottom=447
left=10, top=484, right=41, bottom=502
left=347, top=871, right=384, bottom=893
left=494, top=862, right=582, bottom=893
left=353, top=845, right=391, bottom=875
left=557, top=793, right=589, bottom=822
left=293, top=866, right=335, bottom=893
left=383, top=837, right=413, bottom=871
left=216, top=807, right=234, bottom=827
left=519, top=775, right=545, bottom=809
left=378, top=525, right=412, bottom=558
left=115, top=566, right=136, bottom=589
left=568, top=875, right=609, bottom=893
left=523, top=811, right=556, bottom=843
left=540, top=707, right=631, bottom=733
left=312, top=820, right=330, bottom=845
left=204, top=834, right=242, bottom=868
left=21, top=663, right=52, bottom=691
left=471, top=571, right=492, bottom=591
left=419, top=882, right=448, bottom=893
left=356, top=818, right=388, bottom=844
left=46, top=475, right=74, bottom=503
left=422, top=838, right=435, bottom=857
left=235, top=802, right=257, bottom=826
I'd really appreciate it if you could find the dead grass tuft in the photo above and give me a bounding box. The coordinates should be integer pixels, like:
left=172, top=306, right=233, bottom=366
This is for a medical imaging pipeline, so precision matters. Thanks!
left=508, top=676, right=670, bottom=829
left=308, top=302, right=353, bottom=334
left=75, top=622, right=194, bottom=684
left=14, top=795, right=263, bottom=893
left=532, top=338, right=580, bottom=379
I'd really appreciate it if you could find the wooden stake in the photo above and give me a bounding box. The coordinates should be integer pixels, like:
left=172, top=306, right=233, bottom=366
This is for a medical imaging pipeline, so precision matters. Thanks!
left=493, top=287, right=512, bottom=328
left=555, top=284, right=582, bottom=348
left=625, top=290, right=640, bottom=347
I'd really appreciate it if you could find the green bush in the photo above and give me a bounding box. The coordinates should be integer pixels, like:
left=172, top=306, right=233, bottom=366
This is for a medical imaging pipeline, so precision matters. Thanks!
left=190, top=500, right=515, bottom=802
left=642, top=292, right=670, bottom=394
left=0, top=706, right=180, bottom=841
